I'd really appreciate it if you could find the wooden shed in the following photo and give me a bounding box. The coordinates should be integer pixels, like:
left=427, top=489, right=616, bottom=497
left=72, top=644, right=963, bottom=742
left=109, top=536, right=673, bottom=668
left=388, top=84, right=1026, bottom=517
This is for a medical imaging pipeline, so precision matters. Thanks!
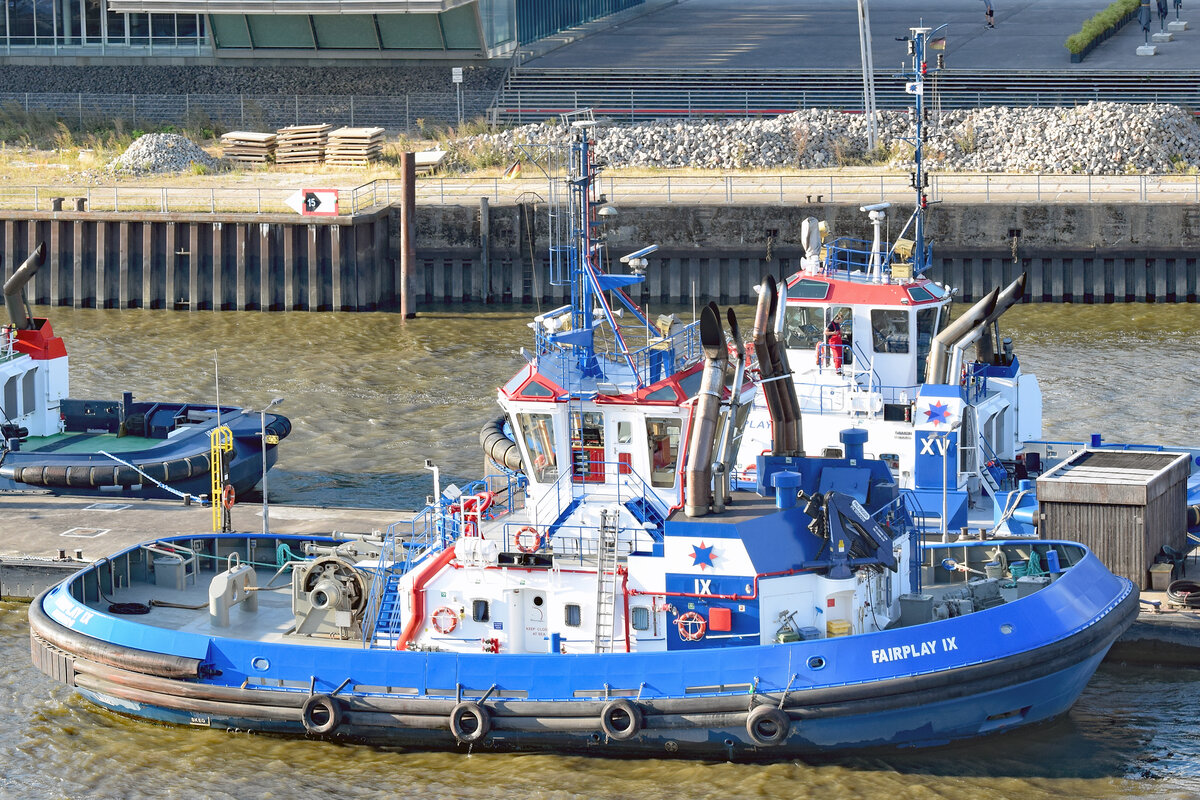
left=1036, top=449, right=1191, bottom=589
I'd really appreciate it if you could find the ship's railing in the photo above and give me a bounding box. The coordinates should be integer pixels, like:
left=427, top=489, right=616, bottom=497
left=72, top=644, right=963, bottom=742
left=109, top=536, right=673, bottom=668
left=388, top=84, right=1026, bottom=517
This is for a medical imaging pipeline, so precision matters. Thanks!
left=362, top=505, right=440, bottom=647
left=965, top=362, right=990, bottom=404
left=794, top=378, right=920, bottom=417
left=532, top=313, right=702, bottom=391
left=874, top=492, right=927, bottom=594
left=0, top=326, right=14, bottom=363
left=519, top=459, right=670, bottom=549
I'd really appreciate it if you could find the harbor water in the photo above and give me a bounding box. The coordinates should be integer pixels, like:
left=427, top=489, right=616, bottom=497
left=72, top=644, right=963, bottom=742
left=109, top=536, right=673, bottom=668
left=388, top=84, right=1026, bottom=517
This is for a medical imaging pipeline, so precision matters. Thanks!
left=1, top=302, right=1198, bottom=797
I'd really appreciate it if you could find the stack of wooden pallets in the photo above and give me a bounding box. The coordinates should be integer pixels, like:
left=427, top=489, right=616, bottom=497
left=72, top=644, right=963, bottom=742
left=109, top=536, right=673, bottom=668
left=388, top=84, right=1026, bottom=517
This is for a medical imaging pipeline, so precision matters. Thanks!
left=325, top=127, right=386, bottom=167
left=275, top=124, right=331, bottom=166
left=219, top=131, right=276, bottom=164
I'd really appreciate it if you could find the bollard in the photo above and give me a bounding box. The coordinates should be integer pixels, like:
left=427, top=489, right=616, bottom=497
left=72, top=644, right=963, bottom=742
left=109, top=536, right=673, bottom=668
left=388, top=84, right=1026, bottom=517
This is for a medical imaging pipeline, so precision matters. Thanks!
left=74, top=198, right=87, bottom=212
left=51, top=197, right=64, bottom=211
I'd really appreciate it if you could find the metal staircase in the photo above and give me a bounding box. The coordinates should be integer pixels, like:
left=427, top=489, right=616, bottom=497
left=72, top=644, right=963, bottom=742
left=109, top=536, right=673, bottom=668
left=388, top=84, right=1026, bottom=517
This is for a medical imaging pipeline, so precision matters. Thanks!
left=592, top=507, right=620, bottom=653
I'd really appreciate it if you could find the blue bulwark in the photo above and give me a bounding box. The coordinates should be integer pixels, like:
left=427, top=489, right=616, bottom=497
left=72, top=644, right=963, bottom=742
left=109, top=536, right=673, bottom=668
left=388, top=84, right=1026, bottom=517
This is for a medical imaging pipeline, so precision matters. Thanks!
left=664, top=573, right=758, bottom=649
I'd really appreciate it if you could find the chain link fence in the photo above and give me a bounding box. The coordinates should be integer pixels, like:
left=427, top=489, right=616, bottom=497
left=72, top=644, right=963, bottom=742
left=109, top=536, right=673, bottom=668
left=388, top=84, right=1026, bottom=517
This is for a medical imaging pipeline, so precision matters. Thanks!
left=0, top=91, right=498, bottom=133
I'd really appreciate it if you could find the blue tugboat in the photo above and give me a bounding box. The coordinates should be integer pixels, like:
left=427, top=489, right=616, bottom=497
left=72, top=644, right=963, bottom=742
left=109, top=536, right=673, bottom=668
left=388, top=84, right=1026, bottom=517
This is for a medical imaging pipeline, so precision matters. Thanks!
left=28, top=28, right=1135, bottom=760
left=1, top=245, right=290, bottom=501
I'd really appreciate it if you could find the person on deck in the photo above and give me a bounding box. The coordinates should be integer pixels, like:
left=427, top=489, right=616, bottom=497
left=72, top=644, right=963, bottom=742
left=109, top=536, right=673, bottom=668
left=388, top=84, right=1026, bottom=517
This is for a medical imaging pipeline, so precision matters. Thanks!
left=822, top=322, right=844, bottom=371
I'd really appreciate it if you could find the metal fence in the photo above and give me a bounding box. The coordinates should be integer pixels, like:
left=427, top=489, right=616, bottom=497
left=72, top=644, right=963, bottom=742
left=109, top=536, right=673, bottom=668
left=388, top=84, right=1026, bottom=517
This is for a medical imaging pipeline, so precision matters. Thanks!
left=3, top=173, right=1198, bottom=215
left=0, top=92, right=498, bottom=133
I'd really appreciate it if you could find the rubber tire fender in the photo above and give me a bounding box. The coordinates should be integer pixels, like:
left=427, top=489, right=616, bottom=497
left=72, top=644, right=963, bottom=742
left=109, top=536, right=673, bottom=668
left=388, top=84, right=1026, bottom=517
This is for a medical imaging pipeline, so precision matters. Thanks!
left=301, top=693, right=344, bottom=735
left=745, top=705, right=790, bottom=746
left=599, top=699, right=643, bottom=741
left=449, top=701, right=491, bottom=743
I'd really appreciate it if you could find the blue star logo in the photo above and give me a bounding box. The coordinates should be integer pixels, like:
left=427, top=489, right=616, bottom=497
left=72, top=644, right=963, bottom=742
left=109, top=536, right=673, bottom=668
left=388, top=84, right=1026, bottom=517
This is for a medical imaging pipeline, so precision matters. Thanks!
left=924, top=401, right=950, bottom=426
left=691, top=541, right=717, bottom=571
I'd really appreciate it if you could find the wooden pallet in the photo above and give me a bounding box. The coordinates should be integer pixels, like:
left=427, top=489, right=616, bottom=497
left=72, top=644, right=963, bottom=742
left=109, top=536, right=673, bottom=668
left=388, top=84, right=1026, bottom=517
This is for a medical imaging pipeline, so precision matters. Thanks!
left=220, top=130, right=276, bottom=163
left=325, top=126, right=386, bottom=167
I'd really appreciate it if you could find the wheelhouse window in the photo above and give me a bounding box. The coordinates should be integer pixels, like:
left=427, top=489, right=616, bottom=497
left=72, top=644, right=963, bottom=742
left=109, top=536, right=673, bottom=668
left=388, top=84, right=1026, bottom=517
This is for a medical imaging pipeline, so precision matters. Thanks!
left=871, top=309, right=910, bottom=354
left=783, top=305, right=824, bottom=350
left=646, top=417, right=683, bottom=487
left=916, top=308, right=941, bottom=382
left=517, top=412, right=559, bottom=483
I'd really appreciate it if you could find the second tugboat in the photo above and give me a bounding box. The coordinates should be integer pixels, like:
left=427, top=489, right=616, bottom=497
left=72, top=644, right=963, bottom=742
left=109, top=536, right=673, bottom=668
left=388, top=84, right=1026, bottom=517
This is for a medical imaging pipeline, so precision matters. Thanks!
left=0, top=244, right=290, bottom=501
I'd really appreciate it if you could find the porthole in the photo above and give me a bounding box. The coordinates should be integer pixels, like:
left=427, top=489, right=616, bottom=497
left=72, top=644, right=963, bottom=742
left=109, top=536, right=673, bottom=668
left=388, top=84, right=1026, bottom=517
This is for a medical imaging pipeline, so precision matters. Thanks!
left=807, top=655, right=826, bottom=670
left=1000, top=623, right=1014, bottom=635
left=251, top=656, right=270, bottom=671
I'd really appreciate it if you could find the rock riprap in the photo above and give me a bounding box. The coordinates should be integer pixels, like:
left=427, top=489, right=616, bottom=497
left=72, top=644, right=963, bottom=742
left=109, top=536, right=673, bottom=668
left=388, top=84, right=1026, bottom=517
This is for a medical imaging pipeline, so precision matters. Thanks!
left=446, top=102, right=1200, bottom=175
left=108, top=133, right=222, bottom=175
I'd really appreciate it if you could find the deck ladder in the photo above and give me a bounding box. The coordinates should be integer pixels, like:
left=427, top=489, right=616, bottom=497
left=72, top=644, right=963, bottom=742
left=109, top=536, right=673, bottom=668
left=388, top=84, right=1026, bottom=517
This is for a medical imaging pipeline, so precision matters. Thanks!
left=592, top=507, right=620, bottom=653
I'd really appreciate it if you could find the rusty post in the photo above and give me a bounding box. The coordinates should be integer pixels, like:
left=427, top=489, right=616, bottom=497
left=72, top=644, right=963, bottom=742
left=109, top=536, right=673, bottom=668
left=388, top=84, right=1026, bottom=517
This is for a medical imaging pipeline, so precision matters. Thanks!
left=399, top=152, right=417, bottom=318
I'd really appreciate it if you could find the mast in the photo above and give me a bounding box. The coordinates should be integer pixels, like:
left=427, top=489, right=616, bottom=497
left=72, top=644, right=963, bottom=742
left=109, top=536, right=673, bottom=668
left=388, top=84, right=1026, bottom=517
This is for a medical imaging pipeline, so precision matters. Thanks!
left=901, top=24, right=945, bottom=276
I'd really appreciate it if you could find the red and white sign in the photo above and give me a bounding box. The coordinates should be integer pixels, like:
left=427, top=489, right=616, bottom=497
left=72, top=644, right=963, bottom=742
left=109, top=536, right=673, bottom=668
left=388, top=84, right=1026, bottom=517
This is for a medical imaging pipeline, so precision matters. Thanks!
left=285, top=189, right=339, bottom=217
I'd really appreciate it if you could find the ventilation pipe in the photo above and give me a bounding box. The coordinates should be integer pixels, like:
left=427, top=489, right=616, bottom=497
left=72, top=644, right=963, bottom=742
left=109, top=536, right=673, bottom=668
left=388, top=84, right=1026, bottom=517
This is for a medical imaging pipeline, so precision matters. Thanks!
left=685, top=303, right=728, bottom=517
left=764, top=275, right=802, bottom=455
left=977, top=273, right=1028, bottom=365
left=925, top=287, right=999, bottom=385
left=3, top=243, right=47, bottom=331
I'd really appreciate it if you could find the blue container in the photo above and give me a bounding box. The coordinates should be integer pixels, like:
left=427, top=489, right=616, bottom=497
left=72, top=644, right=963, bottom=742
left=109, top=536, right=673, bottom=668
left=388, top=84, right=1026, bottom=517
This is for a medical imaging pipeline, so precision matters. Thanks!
left=1046, top=549, right=1061, bottom=574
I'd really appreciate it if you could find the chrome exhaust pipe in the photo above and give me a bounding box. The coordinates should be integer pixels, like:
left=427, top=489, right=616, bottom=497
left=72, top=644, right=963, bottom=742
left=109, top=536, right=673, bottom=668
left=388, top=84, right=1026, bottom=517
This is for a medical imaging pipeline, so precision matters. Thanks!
left=685, top=303, right=728, bottom=517
left=977, top=273, right=1027, bottom=365
left=766, top=275, right=802, bottom=456
left=712, top=307, right=748, bottom=513
left=751, top=279, right=787, bottom=455
left=3, top=243, right=47, bottom=331
left=925, top=287, right=999, bottom=385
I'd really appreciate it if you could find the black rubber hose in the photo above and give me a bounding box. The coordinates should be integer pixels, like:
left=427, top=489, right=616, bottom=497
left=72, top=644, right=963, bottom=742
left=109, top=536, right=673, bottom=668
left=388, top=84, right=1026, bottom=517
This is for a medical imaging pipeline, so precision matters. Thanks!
left=1166, top=579, right=1200, bottom=608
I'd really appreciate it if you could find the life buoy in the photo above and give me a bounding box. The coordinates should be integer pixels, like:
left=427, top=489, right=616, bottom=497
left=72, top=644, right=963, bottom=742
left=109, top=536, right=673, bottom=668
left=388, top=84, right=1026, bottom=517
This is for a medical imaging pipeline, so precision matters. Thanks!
left=301, top=693, right=343, bottom=735
left=676, top=611, right=706, bottom=641
left=449, top=701, right=491, bottom=743
left=221, top=484, right=236, bottom=510
left=746, top=705, right=790, bottom=746
left=515, top=526, right=543, bottom=554
left=599, top=699, right=642, bottom=741
left=431, top=606, right=458, bottom=634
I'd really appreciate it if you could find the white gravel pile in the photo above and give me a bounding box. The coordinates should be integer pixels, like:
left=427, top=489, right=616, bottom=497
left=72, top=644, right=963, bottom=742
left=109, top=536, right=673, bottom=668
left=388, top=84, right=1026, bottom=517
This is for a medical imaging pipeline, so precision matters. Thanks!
left=446, top=102, right=1200, bottom=175
left=108, top=133, right=223, bottom=175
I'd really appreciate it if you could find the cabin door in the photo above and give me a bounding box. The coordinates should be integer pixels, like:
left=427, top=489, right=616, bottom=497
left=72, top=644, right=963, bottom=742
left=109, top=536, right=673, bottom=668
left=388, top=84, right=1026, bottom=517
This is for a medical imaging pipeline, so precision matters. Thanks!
left=513, top=588, right=548, bottom=653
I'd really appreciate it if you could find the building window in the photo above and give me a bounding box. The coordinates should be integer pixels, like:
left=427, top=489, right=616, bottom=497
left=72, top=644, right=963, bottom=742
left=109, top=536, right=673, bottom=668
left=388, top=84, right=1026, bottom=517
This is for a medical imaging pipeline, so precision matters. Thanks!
left=564, top=604, right=581, bottom=627
left=471, top=599, right=489, bottom=622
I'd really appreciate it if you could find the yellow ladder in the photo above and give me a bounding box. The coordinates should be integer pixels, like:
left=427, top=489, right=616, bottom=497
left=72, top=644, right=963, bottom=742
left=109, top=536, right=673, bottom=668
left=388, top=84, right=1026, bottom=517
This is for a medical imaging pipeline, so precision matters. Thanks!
left=210, top=425, right=233, bottom=532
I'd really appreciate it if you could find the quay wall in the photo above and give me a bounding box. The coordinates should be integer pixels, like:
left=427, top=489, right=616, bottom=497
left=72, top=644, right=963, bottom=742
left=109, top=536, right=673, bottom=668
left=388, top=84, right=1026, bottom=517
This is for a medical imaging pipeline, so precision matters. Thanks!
left=1, top=202, right=1197, bottom=310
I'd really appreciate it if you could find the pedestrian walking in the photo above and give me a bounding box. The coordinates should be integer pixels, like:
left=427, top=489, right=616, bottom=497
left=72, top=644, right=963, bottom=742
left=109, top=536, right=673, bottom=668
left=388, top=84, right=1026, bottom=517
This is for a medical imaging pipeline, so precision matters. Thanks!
left=983, top=0, right=995, bottom=27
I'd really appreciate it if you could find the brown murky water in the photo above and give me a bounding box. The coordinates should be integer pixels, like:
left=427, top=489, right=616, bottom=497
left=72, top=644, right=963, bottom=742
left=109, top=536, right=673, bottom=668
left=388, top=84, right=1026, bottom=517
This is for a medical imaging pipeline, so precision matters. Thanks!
left=2, top=302, right=1198, bottom=798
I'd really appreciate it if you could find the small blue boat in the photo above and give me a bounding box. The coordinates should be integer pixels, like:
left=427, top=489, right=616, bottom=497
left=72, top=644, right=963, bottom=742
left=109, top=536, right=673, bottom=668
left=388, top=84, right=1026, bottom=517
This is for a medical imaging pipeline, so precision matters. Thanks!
left=27, top=26, right=1136, bottom=760
left=1, top=244, right=290, bottom=501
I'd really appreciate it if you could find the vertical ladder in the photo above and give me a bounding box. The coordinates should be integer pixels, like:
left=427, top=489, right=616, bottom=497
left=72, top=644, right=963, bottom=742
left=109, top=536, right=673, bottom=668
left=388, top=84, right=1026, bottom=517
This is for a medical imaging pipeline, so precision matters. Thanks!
left=592, top=507, right=619, bottom=653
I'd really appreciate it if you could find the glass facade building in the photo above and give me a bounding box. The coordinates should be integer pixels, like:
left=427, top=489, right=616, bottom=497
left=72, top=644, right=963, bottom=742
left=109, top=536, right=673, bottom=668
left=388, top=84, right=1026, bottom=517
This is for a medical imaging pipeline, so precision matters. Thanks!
left=0, top=0, right=643, bottom=58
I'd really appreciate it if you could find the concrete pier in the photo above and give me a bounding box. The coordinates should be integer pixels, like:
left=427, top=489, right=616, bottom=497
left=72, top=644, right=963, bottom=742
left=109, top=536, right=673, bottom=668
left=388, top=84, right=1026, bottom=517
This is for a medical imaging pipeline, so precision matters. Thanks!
left=1, top=201, right=1198, bottom=310
left=0, top=492, right=409, bottom=600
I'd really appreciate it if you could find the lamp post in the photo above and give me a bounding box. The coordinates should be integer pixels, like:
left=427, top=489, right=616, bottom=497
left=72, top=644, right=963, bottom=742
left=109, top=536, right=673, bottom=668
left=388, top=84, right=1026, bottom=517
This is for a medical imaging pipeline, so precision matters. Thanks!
left=260, top=397, right=284, bottom=535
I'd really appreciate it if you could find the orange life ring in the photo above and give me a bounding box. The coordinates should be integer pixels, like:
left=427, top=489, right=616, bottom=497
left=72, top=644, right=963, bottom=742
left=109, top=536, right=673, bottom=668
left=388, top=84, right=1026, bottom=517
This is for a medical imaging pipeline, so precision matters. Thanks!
left=431, top=606, right=458, bottom=634
left=676, top=611, right=707, bottom=641
left=515, top=526, right=543, bottom=554
left=221, top=484, right=236, bottom=510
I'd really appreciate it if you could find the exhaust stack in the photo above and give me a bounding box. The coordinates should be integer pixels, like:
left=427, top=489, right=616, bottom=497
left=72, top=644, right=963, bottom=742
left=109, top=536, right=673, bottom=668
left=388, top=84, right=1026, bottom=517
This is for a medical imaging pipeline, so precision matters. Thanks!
left=685, top=303, right=728, bottom=517
left=977, top=273, right=1028, bottom=365
left=3, top=244, right=47, bottom=331
left=925, top=287, right=999, bottom=385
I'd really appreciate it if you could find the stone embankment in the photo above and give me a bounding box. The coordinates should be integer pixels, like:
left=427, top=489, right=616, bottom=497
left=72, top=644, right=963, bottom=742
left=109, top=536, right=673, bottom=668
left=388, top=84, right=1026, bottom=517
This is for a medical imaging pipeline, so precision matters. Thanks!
left=447, top=102, right=1200, bottom=175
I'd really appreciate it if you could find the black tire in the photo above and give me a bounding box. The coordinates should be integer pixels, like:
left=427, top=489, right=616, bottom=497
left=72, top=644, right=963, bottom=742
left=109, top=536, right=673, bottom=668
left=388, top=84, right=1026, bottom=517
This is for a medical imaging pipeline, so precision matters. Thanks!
left=449, top=701, right=491, bottom=743
left=746, top=705, right=790, bottom=746
left=600, top=699, right=642, bottom=741
left=301, top=693, right=343, bottom=735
